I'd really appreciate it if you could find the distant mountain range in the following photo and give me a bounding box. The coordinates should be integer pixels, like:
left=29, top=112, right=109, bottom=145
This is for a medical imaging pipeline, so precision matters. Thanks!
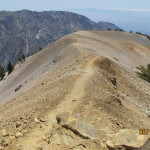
left=70, top=8, right=150, bottom=35
left=0, top=10, right=119, bottom=67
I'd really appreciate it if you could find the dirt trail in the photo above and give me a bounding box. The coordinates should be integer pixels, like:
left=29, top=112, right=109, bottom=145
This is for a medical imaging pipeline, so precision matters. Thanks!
left=18, top=51, right=96, bottom=149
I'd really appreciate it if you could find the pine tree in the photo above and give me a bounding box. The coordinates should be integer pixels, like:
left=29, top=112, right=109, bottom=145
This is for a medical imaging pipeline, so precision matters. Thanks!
left=0, top=66, right=5, bottom=80
left=7, top=61, right=14, bottom=74
left=22, top=54, right=25, bottom=61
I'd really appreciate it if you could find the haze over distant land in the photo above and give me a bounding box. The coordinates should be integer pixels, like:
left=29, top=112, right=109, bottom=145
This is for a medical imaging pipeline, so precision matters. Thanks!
left=70, top=8, right=150, bottom=35
left=0, top=0, right=150, bottom=34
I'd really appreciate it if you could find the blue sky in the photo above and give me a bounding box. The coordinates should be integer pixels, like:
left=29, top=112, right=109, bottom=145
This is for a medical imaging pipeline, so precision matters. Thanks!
left=0, top=0, right=150, bottom=11
left=0, top=0, right=150, bottom=34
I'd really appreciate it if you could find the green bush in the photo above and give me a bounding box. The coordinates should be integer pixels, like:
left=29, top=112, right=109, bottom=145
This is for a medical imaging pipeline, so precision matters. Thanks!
left=119, top=29, right=124, bottom=32
left=136, top=64, right=150, bottom=83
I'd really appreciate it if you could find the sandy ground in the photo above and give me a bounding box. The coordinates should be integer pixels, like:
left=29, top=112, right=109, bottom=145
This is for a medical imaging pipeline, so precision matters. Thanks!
left=0, top=31, right=150, bottom=150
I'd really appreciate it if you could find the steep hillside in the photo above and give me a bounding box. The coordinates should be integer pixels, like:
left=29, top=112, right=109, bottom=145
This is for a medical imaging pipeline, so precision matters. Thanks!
left=0, top=31, right=150, bottom=150
left=0, top=10, right=119, bottom=67
left=95, top=21, right=120, bottom=30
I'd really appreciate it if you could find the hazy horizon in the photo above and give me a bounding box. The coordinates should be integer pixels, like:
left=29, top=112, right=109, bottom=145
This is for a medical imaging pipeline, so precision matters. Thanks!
left=70, top=8, right=150, bottom=35
left=0, top=0, right=150, bottom=35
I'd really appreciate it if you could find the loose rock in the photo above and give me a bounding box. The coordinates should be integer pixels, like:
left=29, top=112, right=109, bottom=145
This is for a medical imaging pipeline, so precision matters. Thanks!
left=56, top=112, right=98, bottom=139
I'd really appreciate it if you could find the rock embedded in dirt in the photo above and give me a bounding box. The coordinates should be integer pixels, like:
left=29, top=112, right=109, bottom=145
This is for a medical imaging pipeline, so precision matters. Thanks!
left=62, top=133, right=76, bottom=148
left=37, top=144, right=49, bottom=150
left=16, top=121, right=21, bottom=128
left=0, top=137, right=9, bottom=148
left=34, top=118, right=40, bottom=123
left=49, top=131, right=62, bottom=145
left=39, top=118, right=47, bottom=122
left=15, top=132, right=23, bottom=138
left=56, top=112, right=98, bottom=139
left=111, top=77, right=117, bottom=86
left=1, top=129, right=9, bottom=137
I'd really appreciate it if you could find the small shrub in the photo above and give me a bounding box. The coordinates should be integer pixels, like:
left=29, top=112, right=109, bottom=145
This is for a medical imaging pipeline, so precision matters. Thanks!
left=136, top=64, right=150, bottom=83
left=114, top=29, right=124, bottom=32
left=119, top=29, right=124, bottom=32
left=136, top=32, right=142, bottom=35
left=39, top=47, right=42, bottom=51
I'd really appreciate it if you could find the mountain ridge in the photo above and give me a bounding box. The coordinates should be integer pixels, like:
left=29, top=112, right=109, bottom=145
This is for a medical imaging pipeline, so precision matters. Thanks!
left=0, top=30, right=150, bottom=149
left=0, top=10, right=119, bottom=67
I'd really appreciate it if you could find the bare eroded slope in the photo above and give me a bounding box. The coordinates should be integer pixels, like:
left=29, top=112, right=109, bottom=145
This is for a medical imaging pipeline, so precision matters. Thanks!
left=0, top=31, right=150, bottom=150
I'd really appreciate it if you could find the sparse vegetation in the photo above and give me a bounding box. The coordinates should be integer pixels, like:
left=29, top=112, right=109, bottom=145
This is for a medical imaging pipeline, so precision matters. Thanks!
left=19, top=54, right=26, bottom=62
left=119, top=29, right=124, bottom=32
left=7, top=61, right=14, bottom=74
left=136, top=64, right=150, bottom=83
left=0, top=65, right=5, bottom=80
left=18, top=58, right=22, bottom=62
left=114, top=29, right=124, bottom=32
left=39, top=47, right=42, bottom=51
left=136, top=32, right=142, bottom=35
left=136, top=32, right=150, bottom=40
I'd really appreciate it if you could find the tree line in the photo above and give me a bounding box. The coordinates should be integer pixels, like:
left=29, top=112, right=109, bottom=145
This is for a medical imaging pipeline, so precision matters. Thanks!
left=0, top=54, right=27, bottom=80
left=0, top=48, right=44, bottom=81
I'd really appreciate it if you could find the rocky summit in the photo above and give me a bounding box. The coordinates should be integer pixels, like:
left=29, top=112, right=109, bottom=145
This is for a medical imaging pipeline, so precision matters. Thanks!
left=0, top=10, right=119, bottom=67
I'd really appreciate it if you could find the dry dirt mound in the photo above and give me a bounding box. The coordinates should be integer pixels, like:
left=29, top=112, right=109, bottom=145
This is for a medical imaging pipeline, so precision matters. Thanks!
left=0, top=31, right=150, bottom=150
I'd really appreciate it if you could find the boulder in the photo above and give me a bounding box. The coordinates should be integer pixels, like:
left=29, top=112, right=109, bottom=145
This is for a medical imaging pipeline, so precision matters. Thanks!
left=56, top=112, right=98, bottom=139
left=106, top=129, right=150, bottom=149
